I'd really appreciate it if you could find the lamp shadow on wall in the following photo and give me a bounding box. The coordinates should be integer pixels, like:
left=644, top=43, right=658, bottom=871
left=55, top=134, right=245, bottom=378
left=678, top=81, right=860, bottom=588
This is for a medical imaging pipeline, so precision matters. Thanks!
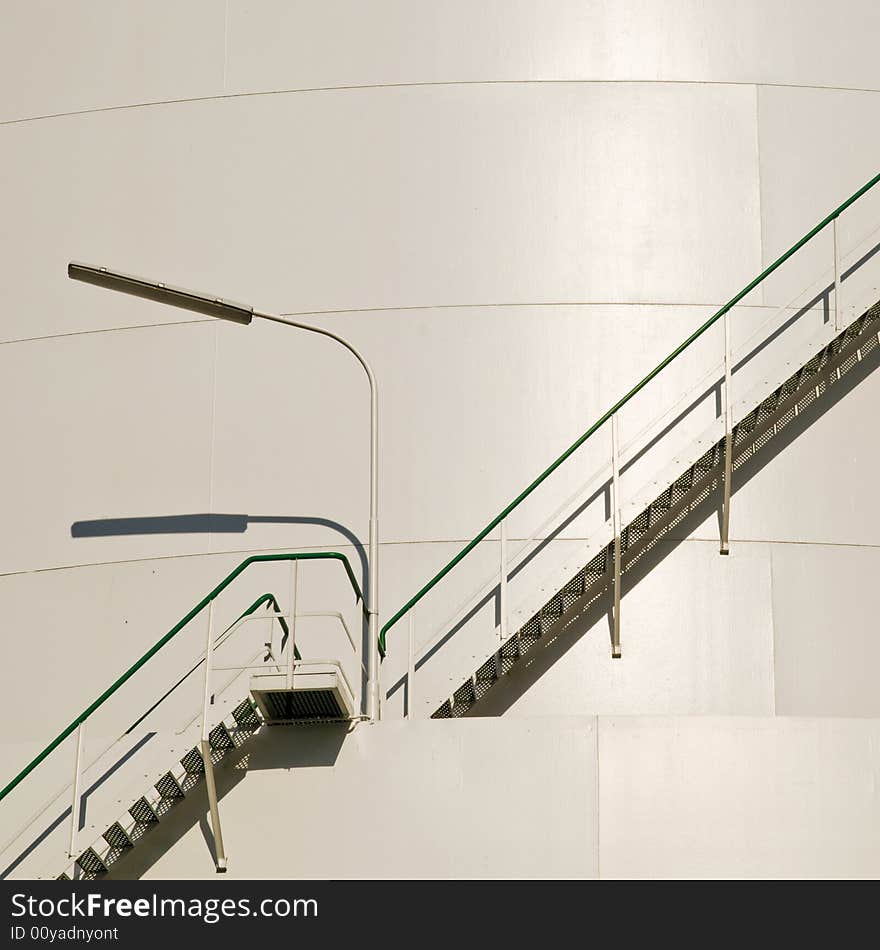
left=0, top=732, right=156, bottom=881
left=70, top=513, right=368, bottom=591
left=70, top=512, right=370, bottom=707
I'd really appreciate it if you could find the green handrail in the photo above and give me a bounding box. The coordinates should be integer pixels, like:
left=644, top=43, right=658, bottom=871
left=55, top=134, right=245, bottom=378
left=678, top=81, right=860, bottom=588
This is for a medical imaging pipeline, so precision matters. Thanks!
left=379, top=170, right=880, bottom=654
left=122, top=592, right=300, bottom=736
left=0, top=551, right=364, bottom=805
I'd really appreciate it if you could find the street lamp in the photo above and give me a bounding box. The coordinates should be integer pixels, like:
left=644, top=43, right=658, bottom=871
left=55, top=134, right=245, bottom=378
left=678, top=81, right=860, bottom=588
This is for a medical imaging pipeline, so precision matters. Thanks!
left=68, top=262, right=381, bottom=722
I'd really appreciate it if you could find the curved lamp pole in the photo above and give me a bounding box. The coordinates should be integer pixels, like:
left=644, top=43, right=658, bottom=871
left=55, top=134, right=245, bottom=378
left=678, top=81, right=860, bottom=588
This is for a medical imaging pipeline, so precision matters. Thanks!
left=67, top=262, right=381, bottom=723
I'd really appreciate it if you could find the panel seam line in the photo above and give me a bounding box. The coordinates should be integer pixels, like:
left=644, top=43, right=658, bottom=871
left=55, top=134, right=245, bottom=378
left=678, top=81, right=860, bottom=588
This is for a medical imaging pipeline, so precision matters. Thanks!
left=2, top=78, right=879, bottom=127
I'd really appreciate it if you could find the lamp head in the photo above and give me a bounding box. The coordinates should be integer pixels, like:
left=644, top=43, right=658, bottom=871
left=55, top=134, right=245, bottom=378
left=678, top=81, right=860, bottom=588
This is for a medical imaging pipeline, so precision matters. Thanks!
left=67, top=262, right=254, bottom=325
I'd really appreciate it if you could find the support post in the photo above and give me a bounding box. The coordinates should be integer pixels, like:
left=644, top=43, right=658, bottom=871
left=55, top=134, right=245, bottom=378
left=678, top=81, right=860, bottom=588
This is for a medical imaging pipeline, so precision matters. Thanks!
left=833, top=216, right=842, bottom=332
left=200, top=602, right=227, bottom=873
left=286, top=560, right=299, bottom=691
left=720, top=310, right=733, bottom=555
left=407, top=611, right=416, bottom=720
left=67, top=722, right=85, bottom=861
left=611, top=413, right=622, bottom=659
left=499, top=517, right=508, bottom=642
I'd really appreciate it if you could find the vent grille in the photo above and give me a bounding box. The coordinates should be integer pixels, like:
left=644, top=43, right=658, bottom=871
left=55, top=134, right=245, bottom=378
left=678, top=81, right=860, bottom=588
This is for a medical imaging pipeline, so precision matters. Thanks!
left=261, top=689, right=344, bottom=721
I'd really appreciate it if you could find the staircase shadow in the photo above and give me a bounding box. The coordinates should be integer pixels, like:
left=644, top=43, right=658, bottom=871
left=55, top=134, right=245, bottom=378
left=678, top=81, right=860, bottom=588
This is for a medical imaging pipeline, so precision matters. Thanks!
left=105, top=722, right=350, bottom=880
left=466, top=318, right=880, bottom=717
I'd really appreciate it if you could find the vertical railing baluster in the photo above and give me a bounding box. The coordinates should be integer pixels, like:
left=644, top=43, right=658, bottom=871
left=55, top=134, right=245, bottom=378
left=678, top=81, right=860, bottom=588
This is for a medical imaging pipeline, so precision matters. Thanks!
left=721, top=310, right=733, bottom=555
left=407, top=611, right=416, bottom=720
left=67, top=722, right=85, bottom=864
left=499, top=517, right=508, bottom=642
left=611, top=413, right=622, bottom=659
left=200, top=601, right=227, bottom=872
left=287, top=560, right=299, bottom=690
left=833, top=215, right=842, bottom=332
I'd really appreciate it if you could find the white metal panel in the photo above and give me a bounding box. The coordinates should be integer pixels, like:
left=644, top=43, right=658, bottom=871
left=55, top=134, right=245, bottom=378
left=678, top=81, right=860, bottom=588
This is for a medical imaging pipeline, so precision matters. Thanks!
left=0, top=1, right=225, bottom=123
left=209, top=317, right=370, bottom=556
left=599, top=716, right=880, bottom=878
left=130, top=717, right=599, bottom=879
left=239, top=303, right=762, bottom=550
left=225, top=1, right=880, bottom=94
left=0, top=551, right=289, bottom=742
left=0, top=324, right=215, bottom=573
left=471, top=539, right=775, bottom=718
left=770, top=543, right=880, bottom=717
left=0, top=82, right=760, bottom=343
left=757, top=86, right=880, bottom=309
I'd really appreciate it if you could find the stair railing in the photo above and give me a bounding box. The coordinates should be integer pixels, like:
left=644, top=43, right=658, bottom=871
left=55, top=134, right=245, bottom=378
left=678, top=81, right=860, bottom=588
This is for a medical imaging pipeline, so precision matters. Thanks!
left=382, top=171, right=880, bottom=717
left=0, top=551, right=365, bottom=875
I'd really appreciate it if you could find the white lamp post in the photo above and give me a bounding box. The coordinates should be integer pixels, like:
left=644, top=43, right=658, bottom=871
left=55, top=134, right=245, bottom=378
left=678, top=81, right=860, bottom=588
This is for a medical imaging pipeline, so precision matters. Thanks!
left=68, top=262, right=381, bottom=722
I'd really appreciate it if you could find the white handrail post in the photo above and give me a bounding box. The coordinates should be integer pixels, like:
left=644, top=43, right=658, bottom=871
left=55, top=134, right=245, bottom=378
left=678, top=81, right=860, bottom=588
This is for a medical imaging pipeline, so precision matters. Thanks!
left=407, top=610, right=416, bottom=720
left=287, top=560, right=299, bottom=691
left=611, top=413, right=622, bottom=659
left=499, top=517, right=508, bottom=642
left=200, top=601, right=228, bottom=872
left=720, top=310, right=733, bottom=555
left=833, top=215, right=843, bottom=332
left=67, top=722, right=85, bottom=863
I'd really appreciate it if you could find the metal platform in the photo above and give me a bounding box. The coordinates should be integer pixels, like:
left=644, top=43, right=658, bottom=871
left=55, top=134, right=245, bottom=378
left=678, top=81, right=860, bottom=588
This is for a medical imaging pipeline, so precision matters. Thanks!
left=250, top=662, right=356, bottom=724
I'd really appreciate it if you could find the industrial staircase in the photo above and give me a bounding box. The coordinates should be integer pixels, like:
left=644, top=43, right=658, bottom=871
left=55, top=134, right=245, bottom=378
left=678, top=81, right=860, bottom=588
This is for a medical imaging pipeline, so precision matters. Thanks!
left=379, top=171, right=880, bottom=722
left=1, top=173, right=879, bottom=880
left=429, top=301, right=880, bottom=719
left=0, top=554, right=365, bottom=880
left=61, top=698, right=262, bottom=880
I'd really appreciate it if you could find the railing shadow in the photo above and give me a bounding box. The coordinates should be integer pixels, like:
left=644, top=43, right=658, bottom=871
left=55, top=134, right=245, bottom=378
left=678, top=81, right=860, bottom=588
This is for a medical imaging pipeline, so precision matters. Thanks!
left=0, top=731, right=156, bottom=881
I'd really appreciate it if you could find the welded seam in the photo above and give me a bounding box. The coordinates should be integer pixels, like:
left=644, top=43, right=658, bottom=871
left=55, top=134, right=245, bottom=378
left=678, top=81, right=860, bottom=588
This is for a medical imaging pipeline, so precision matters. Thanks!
left=2, top=536, right=878, bottom=581
left=0, top=300, right=799, bottom=349
left=2, top=78, right=879, bottom=128
left=0, top=319, right=213, bottom=347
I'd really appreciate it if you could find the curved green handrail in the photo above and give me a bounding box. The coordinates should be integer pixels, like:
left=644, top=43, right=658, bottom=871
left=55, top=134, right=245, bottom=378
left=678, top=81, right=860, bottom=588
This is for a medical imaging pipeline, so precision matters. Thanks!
left=379, top=170, right=880, bottom=654
left=0, top=551, right=364, bottom=805
left=123, top=592, right=299, bottom=736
